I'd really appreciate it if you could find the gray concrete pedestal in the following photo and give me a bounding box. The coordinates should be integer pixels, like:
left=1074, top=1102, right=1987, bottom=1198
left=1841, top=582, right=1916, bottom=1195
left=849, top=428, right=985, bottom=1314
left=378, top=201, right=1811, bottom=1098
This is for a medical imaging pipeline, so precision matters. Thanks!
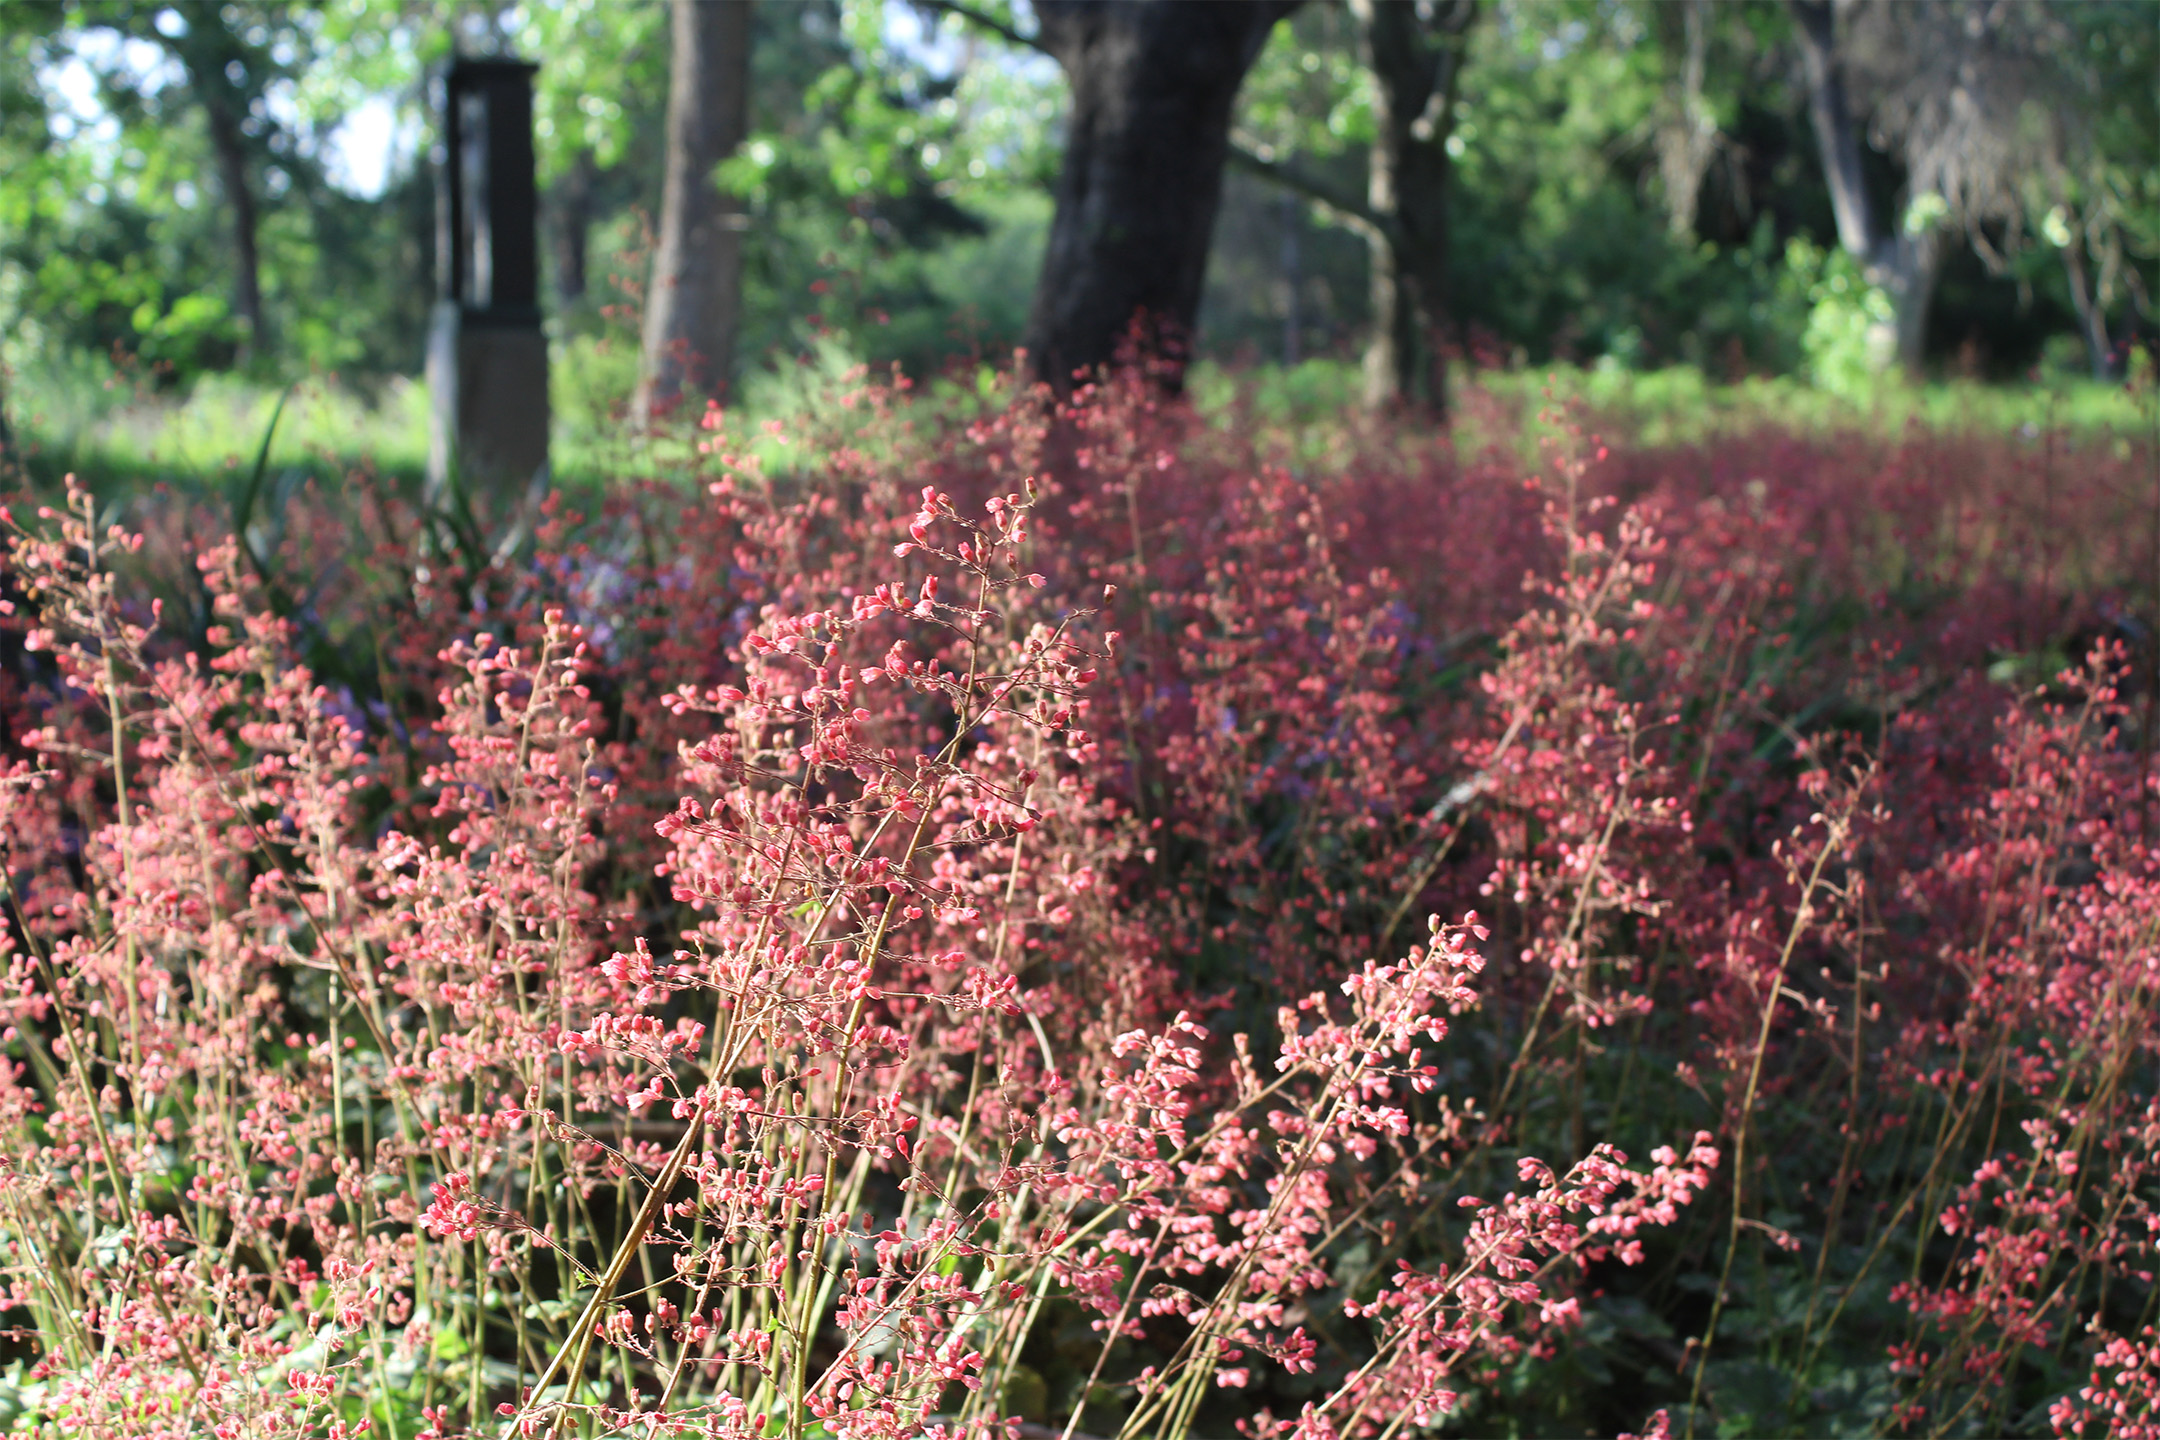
left=426, top=302, right=550, bottom=511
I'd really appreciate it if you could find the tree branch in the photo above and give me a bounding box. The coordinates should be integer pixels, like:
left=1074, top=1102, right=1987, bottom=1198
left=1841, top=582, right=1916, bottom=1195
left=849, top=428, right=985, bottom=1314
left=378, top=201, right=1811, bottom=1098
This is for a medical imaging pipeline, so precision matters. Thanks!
left=916, top=0, right=1055, bottom=58
left=1227, top=139, right=1395, bottom=249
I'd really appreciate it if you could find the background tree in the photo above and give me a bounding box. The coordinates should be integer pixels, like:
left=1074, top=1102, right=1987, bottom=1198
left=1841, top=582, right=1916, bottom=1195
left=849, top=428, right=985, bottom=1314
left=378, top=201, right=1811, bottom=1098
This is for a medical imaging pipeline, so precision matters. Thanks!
left=939, top=0, right=1300, bottom=389
left=1030, top=0, right=1299, bottom=388
left=1345, top=0, right=1475, bottom=415
left=152, top=3, right=275, bottom=360
left=80, top=0, right=366, bottom=369
left=515, top=0, right=667, bottom=317
left=1955, top=0, right=2157, bottom=379
left=635, top=0, right=753, bottom=420
left=0, top=0, right=2147, bottom=442
left=721, top=1, right=1058, bottom=377
left=1785, top=0, right=2117, bottom=376
left=0, top=7, right=64, bottom=461
left=1790, top=0, right=1945, bottom=375
left=70, top=1, right=298, bottom=365
left=0, top=0, right=444, bottom=384
left=2037, top=0, right=2158, bottom=377
left=1653, top=0, right=1718, bottom=239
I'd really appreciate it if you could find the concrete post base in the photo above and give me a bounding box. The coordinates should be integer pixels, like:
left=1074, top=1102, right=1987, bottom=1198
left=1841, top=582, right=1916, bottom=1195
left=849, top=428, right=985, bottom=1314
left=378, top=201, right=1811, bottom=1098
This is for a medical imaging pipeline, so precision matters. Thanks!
left=426, top=301, right=550, bottom=518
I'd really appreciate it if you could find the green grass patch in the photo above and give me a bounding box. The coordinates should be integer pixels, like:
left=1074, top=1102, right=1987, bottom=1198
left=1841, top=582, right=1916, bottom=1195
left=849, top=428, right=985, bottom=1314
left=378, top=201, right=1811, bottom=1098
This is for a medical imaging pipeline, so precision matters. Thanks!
left=8, top=346, right=2150, bottom=512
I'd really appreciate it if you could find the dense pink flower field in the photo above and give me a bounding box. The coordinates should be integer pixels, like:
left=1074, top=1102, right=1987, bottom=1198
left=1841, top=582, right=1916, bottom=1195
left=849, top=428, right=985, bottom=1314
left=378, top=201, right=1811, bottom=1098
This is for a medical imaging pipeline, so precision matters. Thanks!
left=0, top=371, right=2152, bottom=1438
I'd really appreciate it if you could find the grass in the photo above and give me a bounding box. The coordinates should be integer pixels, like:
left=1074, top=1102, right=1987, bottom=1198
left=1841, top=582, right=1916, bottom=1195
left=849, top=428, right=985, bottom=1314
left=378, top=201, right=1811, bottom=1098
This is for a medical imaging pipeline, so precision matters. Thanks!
left=6, top=352, right=431, bottom=502
left=6, top=344, right=2149, bottom=511
left=1185, top=355, right=2151, bottom=459
left=1485, top=359, right=2151, bottom=443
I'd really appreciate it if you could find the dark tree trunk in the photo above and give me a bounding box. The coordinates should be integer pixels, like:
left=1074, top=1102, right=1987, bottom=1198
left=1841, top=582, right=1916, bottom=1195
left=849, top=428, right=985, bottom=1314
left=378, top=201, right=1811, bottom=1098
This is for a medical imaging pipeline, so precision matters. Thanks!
left=1789, top=0, right=1939, bottom=374
left=1279, top=190, right=1301, bottom=366
left=2058, top=228, right=2116, bottom=380
left=1350, top=0, right=1473, bottom=417
left=635, top=0, right=752, bottom=421
left=201, top=93, right=265, bottom=361
left=550, top=148, right=598, bottom=309
left=167, top=1, right=267, bottom=363
left=1025, top=0, right=1297, bottom=391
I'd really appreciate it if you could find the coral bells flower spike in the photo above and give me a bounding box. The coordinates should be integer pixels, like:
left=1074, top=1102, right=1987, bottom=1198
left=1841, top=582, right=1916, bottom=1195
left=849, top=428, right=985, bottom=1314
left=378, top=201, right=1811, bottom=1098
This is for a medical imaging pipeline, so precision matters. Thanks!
left=421, top=1173, right=485, bottom=1241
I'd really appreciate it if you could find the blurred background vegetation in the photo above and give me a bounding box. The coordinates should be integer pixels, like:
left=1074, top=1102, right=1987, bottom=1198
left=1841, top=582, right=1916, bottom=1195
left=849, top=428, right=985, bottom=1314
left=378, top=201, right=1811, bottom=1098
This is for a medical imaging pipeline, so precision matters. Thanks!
left=0, top=0, right=2152, bottom=494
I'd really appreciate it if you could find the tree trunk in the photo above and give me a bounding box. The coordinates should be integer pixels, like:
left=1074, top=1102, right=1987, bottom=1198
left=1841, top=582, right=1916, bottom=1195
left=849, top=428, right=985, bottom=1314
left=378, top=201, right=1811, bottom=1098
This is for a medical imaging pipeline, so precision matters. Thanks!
left=635, top=0, right=752, bottom=422
left=200, top=92, right=265, bottom=363
left=2059, top=231, right=2116, bottom=380
left=1279, top=191, right=1301, bottom=367
left=1025, top=0, right=1297, bottom=391
left=1791, top=1, right=1872, bottom=262
left=1887, top=233, right=1942, bottom=373
left=158, top=4, right=268, bottom=364
left=1656, top=0, right=1716, bottom=239
left=550, top=148, right=598, bottom=310
left=1348, top=0, right=1473, bottom=417
left=1789, top=0, right=1937, bottom=374
left=166, top=0, right=267, bottom=366
left=162, top=0, right=267, bottom=371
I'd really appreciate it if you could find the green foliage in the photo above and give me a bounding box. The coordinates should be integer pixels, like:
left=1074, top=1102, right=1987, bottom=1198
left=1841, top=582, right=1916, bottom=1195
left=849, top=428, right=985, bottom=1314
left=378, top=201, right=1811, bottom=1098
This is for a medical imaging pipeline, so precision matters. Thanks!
left=1235, top=4, right=1373, bottom=160
left=516, top=0, right=666, bottom=181
left=1220, top=0, right=2152, bottom=383
left=1218, top=0, right=1834, bottom=375
left=1784, top=238, right=1897, bottom=397
left=1180, top=354, right=2148, bottom=467
left=3, top=0, right=2150, bottom=450
left=1445, top=0, right=1800, bottom=370
left=716, top=0, right=1059, bottom=381
left=0, top=0, right=439, bottom=385
left=6, top=355, right=429, bottom=496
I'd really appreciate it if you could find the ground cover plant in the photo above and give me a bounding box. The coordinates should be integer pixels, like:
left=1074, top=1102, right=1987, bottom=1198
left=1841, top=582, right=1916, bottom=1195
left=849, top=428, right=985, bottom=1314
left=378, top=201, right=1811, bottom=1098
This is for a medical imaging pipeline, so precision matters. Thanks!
left=0, top=360, right=2152, bottom=1439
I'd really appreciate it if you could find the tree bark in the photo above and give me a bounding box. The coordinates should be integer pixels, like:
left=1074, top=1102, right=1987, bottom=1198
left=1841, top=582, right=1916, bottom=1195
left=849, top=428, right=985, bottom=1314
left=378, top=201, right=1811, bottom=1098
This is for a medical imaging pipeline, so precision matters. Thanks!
left=1790, top=0, right=1871, bottom=260
left=1789, top=0, right=1939, bottom=374
left=1024, top=0, right=1298, bottom=391
left=635, top=0, right=752, bottom=422
left=1279, top=190, right=1301, bottom=367
left=166, top=2, right=266, bottom=363
left=2058, top=231, right=2115, bottom=380
left=202, top=95, right=265, bottom=361
left=550, top=148, right=598, bottom=310
left=1348, top=0, right=1473, bottom=416
left=1656, top=0, right=1716, bottom=239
